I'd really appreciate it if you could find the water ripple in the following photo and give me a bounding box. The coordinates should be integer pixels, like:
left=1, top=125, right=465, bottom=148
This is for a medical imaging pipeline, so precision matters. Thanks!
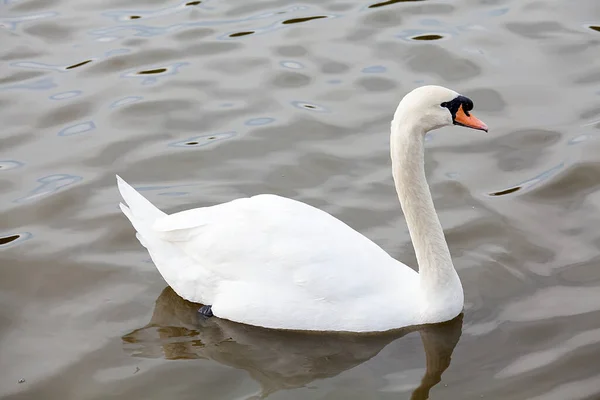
left=291, top=100, right=329, bottom=113
left=229, top=31, right=254, bottom=38
left=568, top=134, right=590, bottom=145
left=0, top=160, right=24, bottom=171
left=0, top=77, right=56, bottom=91
left=368, top=0, right=425, bottom=9
left=397, top=29, right=451, bottom=42
left=281, top=16, right=328, bottom=25
left=57, top=121, right=96, bottom=136
left=65, top=60, right=94, bottom=70
left=497, top=327, right=600, bottom=379
left=280, top=61, right=304, bottom=70
left=221, top=13, right=337, bottom=40
left=169, top=131, right=237, bottom=148
left=90, top=5, right=313, bottom=40
left=0, top=11, right=58, bottom=30
left=50, top=90, right=83, bottom=100
left=121, top=62, right=188, bottom=84
left=103, top=0, right=205, bottom=23
left=15, top=174, right=83, bottom=203
left=488, top=162, right=565, bottom=197
left=3, top=0, right=600, bottom=398
left=362, top=65, right=387, bottom=73
left=0, top=232, right=32, bottom=249
left=109, top=96, right=143, bottom=108
left=245, top=117, right=275, bottom=126
left=11, top=60, right=97, bottom=72
left=411, top=33, right=446, bottom=41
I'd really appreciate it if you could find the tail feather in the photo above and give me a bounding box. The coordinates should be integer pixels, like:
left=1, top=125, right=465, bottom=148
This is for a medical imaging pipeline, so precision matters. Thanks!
left=117, top=175, right=166, bottom=249
left=118, top=202, right=146, bottom=247
left=116, top=175, right=212, bottom=305
left=116, top=175, right=166, bottom=221
left=119, top=201, right=134, bottom=222
left=135, top=233, right=148, bottom=248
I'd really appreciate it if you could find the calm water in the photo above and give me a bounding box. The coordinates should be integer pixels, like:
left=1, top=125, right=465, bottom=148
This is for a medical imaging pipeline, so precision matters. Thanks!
left=2, top=0, right=600, bottom=398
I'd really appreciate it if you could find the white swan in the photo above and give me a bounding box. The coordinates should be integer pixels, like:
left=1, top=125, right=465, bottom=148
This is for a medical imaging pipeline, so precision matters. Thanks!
left=117, top=85, right=488, bottom=333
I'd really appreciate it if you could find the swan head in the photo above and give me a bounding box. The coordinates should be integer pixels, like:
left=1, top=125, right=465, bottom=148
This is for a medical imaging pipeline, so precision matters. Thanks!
left=393, top=85, right=488, bottom=134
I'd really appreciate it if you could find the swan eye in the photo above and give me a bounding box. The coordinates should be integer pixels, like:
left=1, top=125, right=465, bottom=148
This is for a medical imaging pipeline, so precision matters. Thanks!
left=462, top=98, right=474, bottom=112
left=441, top=96, right=473, bottom=118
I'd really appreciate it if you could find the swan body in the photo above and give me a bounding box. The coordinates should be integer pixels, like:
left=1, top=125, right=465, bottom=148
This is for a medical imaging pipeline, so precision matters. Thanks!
left=117, top=85, right=488, bottom=332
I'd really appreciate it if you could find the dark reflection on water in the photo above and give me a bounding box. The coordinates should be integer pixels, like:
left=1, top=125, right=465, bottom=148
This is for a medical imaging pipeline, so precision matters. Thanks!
left=124, top=287, right=463, bottom=400
left=291, top=100, right=329, bottom=113
left=487, top=162, right=565, bottom=197
left=0, top=232, right=32, bottom=248
left=369, top=0, right=425, bottom=9
left=0, top=234, right=21, bottom=246
left=489, top=186, right=521, bottom=197
left=411, top=34, right=444, bottom=41
left=281, top=16, right=328, bottom=25
left=230, top=31, right=254, bottom=37
left=121, top=62, right=188, bottom=84
left=65, top=60, right=93, bottom=70
left=136, top=68, right=167, bottom=75
left=170, top=131, right=237, bottom=148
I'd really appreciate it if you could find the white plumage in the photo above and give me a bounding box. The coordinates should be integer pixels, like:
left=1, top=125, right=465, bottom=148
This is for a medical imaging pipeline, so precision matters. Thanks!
left=118, top=85, right=488, bottom=332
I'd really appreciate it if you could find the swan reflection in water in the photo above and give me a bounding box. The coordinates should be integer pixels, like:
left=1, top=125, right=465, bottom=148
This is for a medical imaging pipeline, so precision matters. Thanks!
left=123, top=287, right=463, bottom=399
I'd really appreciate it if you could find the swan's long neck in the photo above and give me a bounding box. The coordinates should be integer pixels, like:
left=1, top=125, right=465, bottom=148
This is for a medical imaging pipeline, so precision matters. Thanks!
left=390, top=115, right=459, bottom=298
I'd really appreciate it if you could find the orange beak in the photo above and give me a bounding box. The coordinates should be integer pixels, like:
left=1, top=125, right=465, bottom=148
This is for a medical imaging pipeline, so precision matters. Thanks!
left=454, top=105, right=488, bottom=132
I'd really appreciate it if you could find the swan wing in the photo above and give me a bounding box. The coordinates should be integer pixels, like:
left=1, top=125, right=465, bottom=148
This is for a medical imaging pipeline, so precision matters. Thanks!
left=154, top=194, right=420, bottom=331
left=153, top=194, right=401, bottom=294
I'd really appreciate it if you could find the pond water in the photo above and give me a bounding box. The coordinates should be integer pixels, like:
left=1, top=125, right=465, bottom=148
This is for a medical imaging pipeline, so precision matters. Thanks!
left=2, top=0, right=600, bottom=399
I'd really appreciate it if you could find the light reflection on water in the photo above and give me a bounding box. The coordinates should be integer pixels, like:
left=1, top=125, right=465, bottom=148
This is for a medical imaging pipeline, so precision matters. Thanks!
left=0, top=11, right=58, bottom=30
left=109, top=96, right=143, bottom=108
left=244, top=117, right=275, bottom=126
left=57, top=121, right=96, bottom=136
left=14, top=174, right=83, bottom=204
left=488, top=162, right=565, bottom=197
left=49, top=90, right=83, bottom=100
left=121, top=61, right=189, bottom=84
left=0, top=77, right=57, bottom=92
left=90, top=5, right=330, bottom=41
left=0, top=160, right=25, bottom=171
left=102, top=0, right=206, bottom=23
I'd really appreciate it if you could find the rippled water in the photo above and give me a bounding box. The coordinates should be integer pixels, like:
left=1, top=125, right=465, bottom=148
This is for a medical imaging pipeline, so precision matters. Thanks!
left=2, top=0, right=600, bottom=398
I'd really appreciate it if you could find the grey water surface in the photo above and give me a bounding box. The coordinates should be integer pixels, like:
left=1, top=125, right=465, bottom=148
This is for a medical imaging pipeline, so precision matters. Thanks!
left=2, top=0, right=600, bottom=399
